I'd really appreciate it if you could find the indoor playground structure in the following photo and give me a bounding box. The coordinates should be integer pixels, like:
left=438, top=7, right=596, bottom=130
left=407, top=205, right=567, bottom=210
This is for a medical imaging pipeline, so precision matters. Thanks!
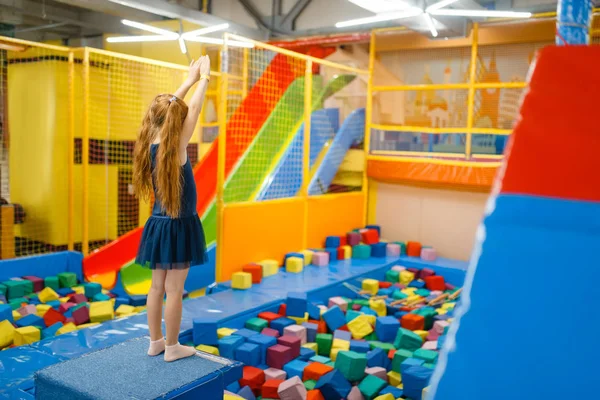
left=0, top=0, right=599, bottom=398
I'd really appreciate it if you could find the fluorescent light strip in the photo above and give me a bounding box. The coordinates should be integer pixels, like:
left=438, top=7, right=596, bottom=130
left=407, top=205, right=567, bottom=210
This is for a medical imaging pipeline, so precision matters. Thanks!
left=429, top=9, right=532, bottom=18
left=335, top=7, right=423, bottom=28
left=121, top=19, right=179, bottom=37
left=178, top=37, right=188, bottom=54
left=424, top=13, right=438, bottom=37
left=348, top=0, right=410, bottom=14
left=181, top=23, right=230, bottom=38
left=185, top=36, right=254, bottom=48
left=106, top=35, right=178, bottom=43
left=426, top=0, right=459, bottom=13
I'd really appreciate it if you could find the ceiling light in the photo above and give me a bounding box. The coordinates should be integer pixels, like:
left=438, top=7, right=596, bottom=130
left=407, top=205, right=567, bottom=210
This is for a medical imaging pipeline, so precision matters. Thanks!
left=185, top=36, right=254, bottom=48
left=347, top=0, right=410, bottom=13
left=182, top=23, right=229, bottom=39
left=335, top=7, right=423, bottom=28
left=178, top=37, right=187, bottom=54
left=429, top=9, right=532, bottom=18
left=426, top=0, right=459, bottom=13
left=121, top=19, right=179, bottom=38
left=424, top=14, right=438, bottom=37
left=106, top=35, right=178, bottom=43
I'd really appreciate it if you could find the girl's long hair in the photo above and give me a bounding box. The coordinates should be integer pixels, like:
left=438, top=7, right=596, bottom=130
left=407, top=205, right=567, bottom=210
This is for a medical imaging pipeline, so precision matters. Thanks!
left=132, top=94, right=189, bottom=218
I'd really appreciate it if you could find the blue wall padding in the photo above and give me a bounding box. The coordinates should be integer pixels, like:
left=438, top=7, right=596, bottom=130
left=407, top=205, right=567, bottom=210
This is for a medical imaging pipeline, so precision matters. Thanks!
left=35, top=337, right=241, bottom=400
left=432, top=195, right=600, bottom=400
left=0, top=251, right=83, bottom=283
left=308, top=108, right=366, bottom=195
left=256, top=108, right=339, bottom=201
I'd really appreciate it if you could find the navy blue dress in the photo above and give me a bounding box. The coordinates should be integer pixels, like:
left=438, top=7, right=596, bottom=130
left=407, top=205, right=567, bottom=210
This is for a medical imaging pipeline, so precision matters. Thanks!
left=136, top=144, right=208, bottom=270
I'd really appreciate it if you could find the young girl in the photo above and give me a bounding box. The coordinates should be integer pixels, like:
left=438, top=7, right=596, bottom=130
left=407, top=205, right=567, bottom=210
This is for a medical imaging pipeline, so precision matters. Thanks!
left=133, top=56, right=211, bottom=362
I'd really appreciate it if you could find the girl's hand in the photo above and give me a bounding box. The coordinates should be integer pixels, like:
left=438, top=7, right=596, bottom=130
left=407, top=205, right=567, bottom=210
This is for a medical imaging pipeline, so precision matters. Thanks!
left=187, top=58, right=202, bottom=83
left=199, top=55, right=211, bottom=77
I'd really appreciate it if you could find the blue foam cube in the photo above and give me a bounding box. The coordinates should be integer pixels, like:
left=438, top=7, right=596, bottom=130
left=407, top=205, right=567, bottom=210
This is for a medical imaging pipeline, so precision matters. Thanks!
left=115, top=297, right=130, bottom=309
left=286, top=292, right=307, bottom=317
left=402, top=365, right=433, bottom=400
left=394, top=311, right=409, bottom=319
left=401, top=357, right=425, bottom=374
left=93, top=293, right=111, bottom=302
left=248, top=334, right=277, bottom=364
left=360, top=306, right=378, bottom=317
left=302, top=322, right=318, bottom=343
left=408, top=280, right=426, bottom=289
left=307, top=302, right=321, bottom=320
left=350, top=340, right=370, bottom=354
left=300, top=347, right=316, bottom=361
left=324, top=247, right=338, bottom=261
left=366, top=348, right=387, bottom=368
left=0, top=304, right=13, bottom=322
left=15, top=314, right=44, bottom=328
left=322, top=306, right=346, bottom=332
left=270, top=318, right=296, bottom=336
left=83, top=283, right=102, bottom=299
left=315, top=369, right=352, bottom=399
left=434, top=313, right=452, bottom=321
left=375, top=316, right=401, bottom=343
left=310, top=355, right=331, bottom=364
left=63, top=309, right=73, bottom=318
left=129, top=295, right=147, bottom=306
left=325, top=236, right=341, bottom=248
left=232, top=328, right=260, bottom=340
left=284, top=252, right=305, bottom=265
left=365, top=225, right=381, bottom=235
left=226, top=381, right=240, bottom=393
left=28, top=295, right=40, bottom=305
left=42, top=322, right=63, bottom=339
left=219, top=335, right=245, bottom=360
left=333, top=329, right=351, bottom=342
left=377, top=288, right=393, bottom=297
left=56, top=288, right=75, bottom=297
left=235, top=343, right=261, bottom=367
left=284, top=359, right=310, bottom=379
left=380, top=385, right=403, bottom=398
left=47, top=300, right=61, bottom=310
left=193, top=318, right=219, bottom=345
left=371, top=242, right=387, bottom=258
left=346, top=310, right=361, bottom=323
left=237, top=385, right=257, bottom=400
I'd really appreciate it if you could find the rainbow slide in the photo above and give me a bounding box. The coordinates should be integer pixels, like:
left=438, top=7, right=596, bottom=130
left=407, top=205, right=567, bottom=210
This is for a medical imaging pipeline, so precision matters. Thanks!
left=82, top=54, right=303, bottom=294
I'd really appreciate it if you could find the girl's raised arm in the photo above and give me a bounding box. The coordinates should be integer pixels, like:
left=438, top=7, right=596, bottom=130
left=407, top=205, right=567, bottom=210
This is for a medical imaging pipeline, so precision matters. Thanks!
left=179, top=56, right=211, bottom=151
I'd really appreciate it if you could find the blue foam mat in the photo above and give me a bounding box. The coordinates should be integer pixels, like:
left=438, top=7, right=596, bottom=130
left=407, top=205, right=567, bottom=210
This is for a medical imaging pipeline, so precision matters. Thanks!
left=35, top=337, right=241, bottom=400
left=0, top=251, right=83, bottom=283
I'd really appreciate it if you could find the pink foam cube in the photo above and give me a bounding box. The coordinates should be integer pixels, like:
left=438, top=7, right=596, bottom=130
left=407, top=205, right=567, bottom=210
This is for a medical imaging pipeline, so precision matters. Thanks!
left=69, top=294, right=87, bottom=304
left=426, top=330, right=440, bottom=341
left=312, top=252, right=329, bottom=267
left=328, top=296, right=348, bottom=312
left=347, top=386, right=366, bottom=400
left=346, top=232, right=361, bottom=246
left=64, top=317, right=75, bottom=324
left=445, top=283, right=456, bottom=291
left=434, top=320, right=450, bottom=335
left=421, top=248, right=437, bottom=261
left=72, top=305, right=90, bottom=325
left=262, top=327, right=280, bottom=338
left=18, top=304, right=37, bottom=316
left=386, top=243, right=401, bottom=257
left=265, top=367, right=287, bottom=381
left=430, top=290, right=443, bottom=297
left=59, top=302, right=76, bottom=314
left=365, top=366, right=387, bottom=381
left=422, top=340, right=438, bottom=350
left=278, top=376, right=307, bottom=400
left=283, top=325, right=307, bottom=345
left=419, top=268, right=436, bottom=279
left=23, top=276, right=44, bottom=292
left=391, top=265, right=406, bottom=273
left=352, top=304, right=362, bottom=311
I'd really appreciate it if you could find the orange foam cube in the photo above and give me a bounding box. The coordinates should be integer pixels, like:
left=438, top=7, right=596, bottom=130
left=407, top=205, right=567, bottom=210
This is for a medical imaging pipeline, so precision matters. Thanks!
left=262, top=379, right=284, bottom=398
left=401, top=314, right=425, bottom=331
left=307, top=389, right=325, bottom=400
left=303, top=362, right=334, bottom=381
left=407, top=241, right=422, bottom=257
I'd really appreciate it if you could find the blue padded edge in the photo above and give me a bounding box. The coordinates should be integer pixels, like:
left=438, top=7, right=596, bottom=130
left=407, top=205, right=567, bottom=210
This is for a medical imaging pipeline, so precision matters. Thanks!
left=0, top=251, right=83, bottom=283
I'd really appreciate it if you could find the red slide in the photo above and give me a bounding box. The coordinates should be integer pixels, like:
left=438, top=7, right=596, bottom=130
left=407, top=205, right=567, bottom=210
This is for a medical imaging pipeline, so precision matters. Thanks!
left=83, top=54, right=303, bottom=286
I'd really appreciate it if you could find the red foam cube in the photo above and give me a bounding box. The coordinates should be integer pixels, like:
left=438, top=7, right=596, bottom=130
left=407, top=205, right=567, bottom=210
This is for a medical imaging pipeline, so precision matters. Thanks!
left=278, top=304, right=287, bottom=316
left=43, top=308, right=66, bottom=327
left=339, top=236, right=347, bottom=247
left=277, top=335, right=301, bottom=358
left=307, top=389, right=325, bottom=400
left=378, top=281, right=392, bottom=289
left=406, top=241, right=422, bottom=257
left=240, top=366, right=265, bottom=395
left=243, top=263, right=263, bottom=284
left=72, top=305, right=90, bottom=325
left=309, top=319, right=327, bottom=334
left=388, top=349, right=396, bottom=359
left=258, top=312, right=284, bottom=324
left=337, top=248, right=345, bottom=260
left=23, top=276, right=44, bottom=293
left=267, top=344, right=294, bottom=369
left=262, top=379, right=284, bottom=398
left=69, top=294, right=87, bottom=304
left=361, top=229, right=379, bottom=245
left=262, top=327, right=280, bottom=338
left=425, top=276, right=446, bottom=291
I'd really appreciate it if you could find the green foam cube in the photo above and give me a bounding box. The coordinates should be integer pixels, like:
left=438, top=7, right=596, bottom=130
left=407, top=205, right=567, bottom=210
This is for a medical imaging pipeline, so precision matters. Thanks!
left=392, top=349, right=413, bottom=372
left=364, top=332, right=378, bottom=341
left=245, top=317, right=268, bottom=332
left=58, top=272, right=78, bottom=288
left=358, top=374, right=388, bottom=400
left=335, top=350, right=367, bottom=382
left=316, top=333, right=333, bottom=356
left=304, top=379, right=317, bottom=390
left=415, top=288, right=430, bottom=297
left=353, top=299, right=370, bottom=307
left=3, top=280, right=29, bottom=300
left=352, top=245, right=371, bottom=260
left=424, top=362, right=435, bottom=369
left=394, top=242, right=407, bottom=255
left=21, top=280, right=34, bottom=295
left=392, top=290, right=408, bottom=300
left=9, top=297, right=28, bottom=310
left=413, top=308, right=437, bottom=330
left=385, top=270, right=399, bottom=283
left=44, top=277, right=60, bottom=292
left=413, top=348, right=438, bottom=363
left=368, top=341, right=395, bottom=352
left=393, top=328, right=423, bottom=351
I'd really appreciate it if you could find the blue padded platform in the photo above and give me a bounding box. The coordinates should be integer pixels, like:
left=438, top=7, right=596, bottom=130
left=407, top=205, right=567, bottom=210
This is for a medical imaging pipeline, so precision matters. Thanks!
left=0, top=251, right=83, bottom=283
left=35, top=337, right=242, bottom=400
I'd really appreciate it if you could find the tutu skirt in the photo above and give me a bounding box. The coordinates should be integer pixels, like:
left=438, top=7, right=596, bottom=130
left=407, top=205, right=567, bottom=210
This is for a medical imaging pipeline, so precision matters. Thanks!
left=135, top=213, right=208, bottom=270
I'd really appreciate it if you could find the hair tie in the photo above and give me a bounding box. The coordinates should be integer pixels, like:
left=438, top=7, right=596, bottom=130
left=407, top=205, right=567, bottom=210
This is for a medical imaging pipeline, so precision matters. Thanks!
left=169, top=95, right=177, bottom=103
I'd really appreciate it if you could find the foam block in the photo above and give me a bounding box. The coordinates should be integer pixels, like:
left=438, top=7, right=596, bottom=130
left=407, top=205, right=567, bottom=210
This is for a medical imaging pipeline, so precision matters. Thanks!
left=422, top=340, right=438, bottom=351
left=347, top=386, right=366, bottom=400
left=278, top=376, right=307, bottom=400
left=391, top=349, right=413, bottom=372
left=14, top=326, right=40, bottom=346
left=278, top=335, right=301, bottom=358
left=243, top=264, right=263, bottom=284
left=271, top=318, right=296, bottom=336
left=42, top=322, right=63, bottom=339
left=333, top=329, right=351, bottom=342
left=15, top=314, right=44, bottom=328
left=373, top=393, right=394, bottom=400
left=379, top=386, right=403, bottom=398
left=262, top=379, right=284, bottom=398
left=219, top=335, right=245, bottom=359
left=83, top=283, right=101, bottom=299
left=361, top=229, right=379, bottom=245
left=23, top=276, right=44, bottom=293
left=245, top=318, right=268, bottom=333
left=235, top=342, right=261, bottom=366
left=402, top=365, right=432, bottom=400
left=350, top=340, right=370, bottom=354
left=347, top=315, right=374, bottom=340
left=413, top=348, right=438, bottom=363
left=57, top=272, right=77, bottom=288
left=406, top=242, right=422, bottom=257
left=375, top=317, right=400, bottom=343
left=365, top=367, right=387, bottom=381
left=248, top=334, right=277, bottom=364
left=316, top=333, right=333, bottom=356
left=0, top=303, right=13, bottom=323
left=265, top=367, right=287, bottom=381
left=38, top=287, right=60, bottom=304
left=284, top=252, right=305, bottom=265
left=261, top=327, right=280, bottom=338
left=302, top=322, right=318, bottom=343
left=315, top=369, right=352, bottom=400
left=307, top=389, right=325, bottom=400
left=89, top=301, right=114, bottom=323
left=358, top=374, right=388, bottom=400
left=420, top=248, right=437, bottom=261
left=361, top=279, right=379, bottom=296
left=424, top=276, right=445, bottom=291
left=72, top=306, right=90, bottom=325
left=353, top=245, right=371, bottom=260
left=259, top=260, right=279, bottom=277
left=237, top=385, right=256, bottom=400
left=287, top=292, right=308, bottom=317
left=322, top=306, right=346, bottom=332
left=300, top=250, right=314, bottom=265
left=93, top=293, right=111, bottom=302
left=401, top=314, right=425, bottom=331
left=386, top=244, right=401, bottom=257
left=399, top=271, right=415, bottom=286
left=232, top=272, right=253, bottom=290
left=347, top=232, right=361, bottom=246
left=284, top=325, right=307, bottom=344
left=240, top=366, right=265, bottom=396
left=335, top=351, right=367, bottom=382
left=286, top=257, right=304, bottom=273
left=325, top=236, right=341, bottom=248
left=192, top=319, right=219, bottom=345
left=18, top=304, right=37, bottom=316
left=0, top=319, right=15, bottom=348
left=371, top=243, right=387, bottom=258
left=312, top=252, right=329, bottom=267
left=394, top=328, right=423, bottom=351
left=68, top=294, right=87, bottom=305
left=369, top=299, right=386, bottom=317
left=366, top=348, right=387, bottom=369
left=283, top=359, right=310, bottom=379
left=267, top=344, right=294, bottom=369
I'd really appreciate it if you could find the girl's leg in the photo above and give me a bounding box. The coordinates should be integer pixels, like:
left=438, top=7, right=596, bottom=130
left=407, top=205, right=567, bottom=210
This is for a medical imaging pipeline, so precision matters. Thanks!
left=164, top=268, right=196, bottom=362
left=147, top=268, right=167, bottom=356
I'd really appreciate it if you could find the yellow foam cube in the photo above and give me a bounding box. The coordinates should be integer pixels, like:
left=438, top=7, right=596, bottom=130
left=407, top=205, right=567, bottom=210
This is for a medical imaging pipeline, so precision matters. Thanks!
left=402, top=287, right=417, bottom=295
left=90, top=301, right=115, bottom=323
left=38, top=287, right=59, bottom=303
left=12, top=310, right=21, bottom=321
left=57, top=323, right=77, bottom=335
left=224, top=393, right=244, bottom=400
left=303, top=342, right=318, bottom=353
left=363, top=314, right=376, bottom=326
left=116, top=305, right=136, bottom=316
left=441, top=302, right=456, bottom=310
left=36, top=304, right=51, bottom=316
left=300, top=250, right=313, bottom=265
left=59, top=297, right=69, bottom=304
left=399, top=271, right=415, bottom=285
left=330, top=347, right=342, bottom=361
left=361, top=279, right=379, bottom=295
left=259, top=260, right=279, bottom=277
left=188, top=288, right=206, bottom=299
left=0, top=320, right=16, bottom=348
left=231, top=272, right=252, bottom=289
left=374, top=394, right=394, bottom=400
left=347, top=315, right=374, bottom=339
left=286, top=257, right=304, bottom=273
left=369, top=299, right=387, bottom=317
left=77, top=322, right=100, bottom=330
left=436, top=308, right=448, bottom=315
left=196, top=344, right=219, bottom=355
left=134, top=306, right=146, bottom=313
left=387, top=370, right=402, bottom=386
left=218, top=328, right=237, bottom=339
left=332, top=338, right=350, bottom=350
left=72, top=286, right=85, bottom=295
left=415, top=330, right=428, bottom=340
left=289, top=312, right=309, bottom=325
left=341, top=245, right=352, bottom=259
left=14, top=326, right=40, bottom=346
